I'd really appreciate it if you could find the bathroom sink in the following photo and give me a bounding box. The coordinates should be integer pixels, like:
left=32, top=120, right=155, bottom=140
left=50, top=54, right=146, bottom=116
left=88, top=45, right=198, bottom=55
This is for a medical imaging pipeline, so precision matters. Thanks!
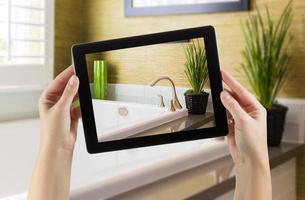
left=92, top=100, right=188, bottom=141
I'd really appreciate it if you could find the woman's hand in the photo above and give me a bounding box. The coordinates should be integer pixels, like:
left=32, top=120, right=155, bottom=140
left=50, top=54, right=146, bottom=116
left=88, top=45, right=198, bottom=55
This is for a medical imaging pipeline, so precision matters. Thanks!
left=220, top=70, right=268, bottom=167
left=28, top=66, right=80, bottom=200
left=39, top=66, right=80, bottom=152
left=220, top=70, right=271, bottom=200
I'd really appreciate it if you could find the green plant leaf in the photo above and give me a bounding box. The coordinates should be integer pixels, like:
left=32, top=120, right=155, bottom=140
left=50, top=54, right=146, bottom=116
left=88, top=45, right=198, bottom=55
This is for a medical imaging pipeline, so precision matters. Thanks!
left=241, top=1, right=293, bottom=108
left=184, top=39, right=208, bottom=95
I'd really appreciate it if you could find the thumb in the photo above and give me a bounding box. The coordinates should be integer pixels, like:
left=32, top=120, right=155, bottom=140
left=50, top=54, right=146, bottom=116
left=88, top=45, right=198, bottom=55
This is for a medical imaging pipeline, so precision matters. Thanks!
left=220, top=91, right=248, bottom=122
left=58, top=75, right=79, bottom=109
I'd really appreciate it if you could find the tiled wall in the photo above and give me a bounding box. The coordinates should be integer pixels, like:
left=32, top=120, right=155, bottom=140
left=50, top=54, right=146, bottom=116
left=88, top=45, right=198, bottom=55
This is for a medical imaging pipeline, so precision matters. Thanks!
left=278, top=99, right=305, bottom=144
left=93, top=83, right=214, bottom=113
left=107, top=84, right=189, bottom=107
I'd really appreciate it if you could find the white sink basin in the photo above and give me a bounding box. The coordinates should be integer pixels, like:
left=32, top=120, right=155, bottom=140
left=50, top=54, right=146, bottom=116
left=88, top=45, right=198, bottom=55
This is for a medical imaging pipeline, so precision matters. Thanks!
left=92, top=100, right=188, bottom=142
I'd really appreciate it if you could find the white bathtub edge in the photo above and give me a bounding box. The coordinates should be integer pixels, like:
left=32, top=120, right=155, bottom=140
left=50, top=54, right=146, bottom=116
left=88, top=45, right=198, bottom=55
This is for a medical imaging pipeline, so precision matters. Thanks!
left=70, top=141, right=229, bottom=200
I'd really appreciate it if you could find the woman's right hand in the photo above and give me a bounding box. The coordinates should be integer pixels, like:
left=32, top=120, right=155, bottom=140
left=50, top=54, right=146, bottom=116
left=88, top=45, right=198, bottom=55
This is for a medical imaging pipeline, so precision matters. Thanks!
left=220, top=70, right=268, bottom=167
left=220, top=70, right=271, bottom=200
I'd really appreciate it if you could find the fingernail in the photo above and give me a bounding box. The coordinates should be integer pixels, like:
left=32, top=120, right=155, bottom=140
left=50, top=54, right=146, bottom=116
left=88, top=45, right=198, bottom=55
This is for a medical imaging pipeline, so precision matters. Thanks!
left=69, top=75, right=76, bottom=86
left=221, top=91, right=231, bottom=100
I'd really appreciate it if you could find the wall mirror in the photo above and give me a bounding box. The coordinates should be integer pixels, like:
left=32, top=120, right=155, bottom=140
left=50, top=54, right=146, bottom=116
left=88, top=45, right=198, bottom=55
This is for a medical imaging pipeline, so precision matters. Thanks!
left=72, top=26, right=228, bottom=153
left=125, top=0, right=249, bottom=16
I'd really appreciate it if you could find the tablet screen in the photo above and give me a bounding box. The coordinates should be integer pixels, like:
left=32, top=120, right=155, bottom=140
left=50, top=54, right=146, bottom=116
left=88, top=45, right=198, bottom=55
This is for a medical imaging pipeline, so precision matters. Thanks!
left=85, top=38, right=215, bottom=142
left=73, top=26, right=227, bottom=153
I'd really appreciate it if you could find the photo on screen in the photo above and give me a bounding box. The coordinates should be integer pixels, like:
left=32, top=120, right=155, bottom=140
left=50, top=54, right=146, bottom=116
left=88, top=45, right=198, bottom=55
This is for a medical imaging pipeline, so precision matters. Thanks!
left=84, top=38, right=216, bottom=142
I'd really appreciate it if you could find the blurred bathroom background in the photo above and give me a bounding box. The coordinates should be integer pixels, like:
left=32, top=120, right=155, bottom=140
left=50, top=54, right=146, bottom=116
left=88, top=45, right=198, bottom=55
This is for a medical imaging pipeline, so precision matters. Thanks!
left=0, top=0, right=305, bottom=199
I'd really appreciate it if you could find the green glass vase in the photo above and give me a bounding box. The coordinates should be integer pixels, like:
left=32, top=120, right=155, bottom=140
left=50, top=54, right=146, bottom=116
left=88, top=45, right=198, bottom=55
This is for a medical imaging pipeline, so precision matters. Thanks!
left=93, top=60, right=108, bottom=99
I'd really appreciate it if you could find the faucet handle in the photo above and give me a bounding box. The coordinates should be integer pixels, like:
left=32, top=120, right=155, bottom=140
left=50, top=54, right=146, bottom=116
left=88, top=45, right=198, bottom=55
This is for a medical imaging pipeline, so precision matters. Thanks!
left=157, top=94, right=165, bottom=107
left=173, top=98, right=182, bottom=110
left=169, top=99, right=176, bottom=112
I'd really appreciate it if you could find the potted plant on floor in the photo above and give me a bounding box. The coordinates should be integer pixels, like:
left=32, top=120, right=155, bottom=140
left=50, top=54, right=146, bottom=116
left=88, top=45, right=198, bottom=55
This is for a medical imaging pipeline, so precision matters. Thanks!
left=184, top=40, right=209, bottom=114
left=241, top=2, right=293, bottom=146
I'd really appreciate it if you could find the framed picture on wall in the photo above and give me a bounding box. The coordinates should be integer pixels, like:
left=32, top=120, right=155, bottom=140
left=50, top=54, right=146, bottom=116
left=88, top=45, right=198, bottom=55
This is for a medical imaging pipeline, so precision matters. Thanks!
left=125, top=0, right=249, bottom=17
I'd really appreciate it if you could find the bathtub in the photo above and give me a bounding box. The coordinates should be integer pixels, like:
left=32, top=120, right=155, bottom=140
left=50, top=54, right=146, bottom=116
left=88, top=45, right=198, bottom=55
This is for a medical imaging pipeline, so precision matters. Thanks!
left=92, top=100, right=188, bottom=141
left=0, top=118, right=229, bottom=199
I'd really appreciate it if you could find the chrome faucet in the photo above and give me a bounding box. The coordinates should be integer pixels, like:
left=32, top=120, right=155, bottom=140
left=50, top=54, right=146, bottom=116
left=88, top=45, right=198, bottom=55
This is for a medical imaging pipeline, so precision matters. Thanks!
left=149, top=76, right=182, bottom=111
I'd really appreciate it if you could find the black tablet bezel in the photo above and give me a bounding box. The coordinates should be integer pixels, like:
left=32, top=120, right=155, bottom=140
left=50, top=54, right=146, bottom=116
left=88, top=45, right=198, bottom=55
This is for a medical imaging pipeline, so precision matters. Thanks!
left=72, top=26, right=228, bottom=154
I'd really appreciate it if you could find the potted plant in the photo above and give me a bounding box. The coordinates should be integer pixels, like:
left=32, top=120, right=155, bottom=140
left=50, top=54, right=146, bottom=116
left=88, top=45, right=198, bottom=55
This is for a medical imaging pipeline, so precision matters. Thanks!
left=184, top=40, right=209, bottom=114
left=241, top=2, right=293, bottom=146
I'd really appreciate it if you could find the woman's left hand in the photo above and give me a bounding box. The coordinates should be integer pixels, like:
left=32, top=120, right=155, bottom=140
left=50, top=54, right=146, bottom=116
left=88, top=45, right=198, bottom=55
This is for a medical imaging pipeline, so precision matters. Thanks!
left=29, top=66, right=80, bottom=200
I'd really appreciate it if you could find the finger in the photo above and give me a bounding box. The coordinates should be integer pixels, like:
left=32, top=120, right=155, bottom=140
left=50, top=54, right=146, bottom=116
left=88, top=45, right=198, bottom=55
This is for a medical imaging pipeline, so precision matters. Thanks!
left=71, top=106, right=81, bottom=121
left=227, top=112, right=234, bottom=130
left=42, top=66, right=74, bottom=97
left=220, top=91, right=249, bottom=122
left=70, top=107, right=80, bottom=142
left=227, top=110, right=233, bottom=121
left=57, top=75, right=79, bottom=109
left=70, top=112, right=79, bottom=139
left=226, top=110, right=234, bottom=135
left=221, top=70, right=261, bottom=108
left=227, top=131, right=236, bottom=151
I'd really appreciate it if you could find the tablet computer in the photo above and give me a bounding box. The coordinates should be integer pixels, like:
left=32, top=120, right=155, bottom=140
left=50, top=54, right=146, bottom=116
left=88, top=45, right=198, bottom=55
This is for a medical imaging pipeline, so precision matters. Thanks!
left=72, top=26, right=228, bottom=153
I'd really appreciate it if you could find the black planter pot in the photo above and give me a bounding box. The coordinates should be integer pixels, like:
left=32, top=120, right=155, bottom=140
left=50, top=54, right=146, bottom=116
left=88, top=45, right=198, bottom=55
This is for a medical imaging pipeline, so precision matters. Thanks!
left=267, top=104, right=288, bottom=146
left=184, top=92, right=209, bottom=114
